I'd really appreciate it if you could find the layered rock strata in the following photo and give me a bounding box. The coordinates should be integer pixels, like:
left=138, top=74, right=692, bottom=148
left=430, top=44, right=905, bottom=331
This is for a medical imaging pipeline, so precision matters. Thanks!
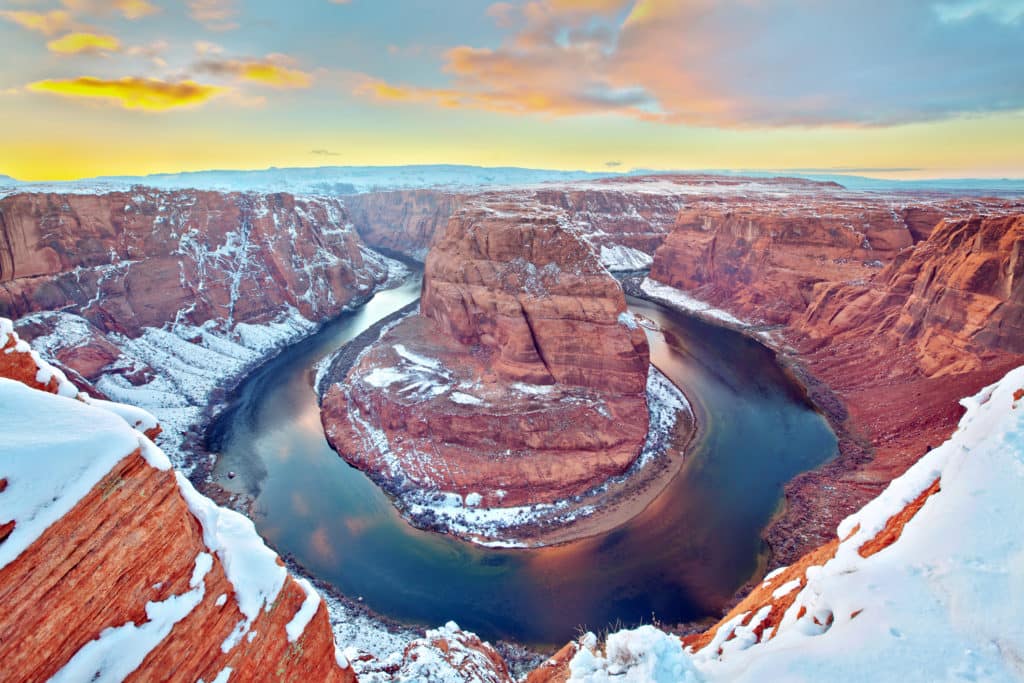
left=646, top=207, right=1024, bottom=563
left=0, top=189, right=399, bottom=462
left=322, top=200, right=650, bottom=514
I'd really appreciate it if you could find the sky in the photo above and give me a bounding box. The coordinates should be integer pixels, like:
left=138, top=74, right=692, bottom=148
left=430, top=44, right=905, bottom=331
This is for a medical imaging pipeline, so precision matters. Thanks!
left=1, top=0, right=1023, bottom=181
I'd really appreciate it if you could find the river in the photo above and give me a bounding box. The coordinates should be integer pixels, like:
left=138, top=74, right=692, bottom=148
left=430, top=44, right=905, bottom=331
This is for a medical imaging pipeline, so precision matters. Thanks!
left=207, top=274, right=836, bottom=648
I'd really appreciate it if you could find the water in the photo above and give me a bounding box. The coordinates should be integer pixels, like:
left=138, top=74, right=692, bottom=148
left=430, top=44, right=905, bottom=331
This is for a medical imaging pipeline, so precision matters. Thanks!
left=207, top=277, right=836, bottom=648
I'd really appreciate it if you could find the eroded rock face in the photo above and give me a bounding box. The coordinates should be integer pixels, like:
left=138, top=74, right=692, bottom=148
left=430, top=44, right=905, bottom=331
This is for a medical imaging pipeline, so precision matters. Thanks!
left=0, top=330, right=354, bottom=683
left=422, top=203, right=650, bottom=393
left=801, top=214, right=1024, bottom=376
left=323, top=200, right=650, bottom=510
left=0, top=189, right=390, bottom=336
left=646, top=204, right=1024, bottom=565
left=346, top=189, right=465, bottom=260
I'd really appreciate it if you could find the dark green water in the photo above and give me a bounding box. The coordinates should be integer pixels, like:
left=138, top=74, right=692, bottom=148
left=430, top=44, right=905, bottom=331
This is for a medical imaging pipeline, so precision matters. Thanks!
left=207, top=277, right=836, bottom=648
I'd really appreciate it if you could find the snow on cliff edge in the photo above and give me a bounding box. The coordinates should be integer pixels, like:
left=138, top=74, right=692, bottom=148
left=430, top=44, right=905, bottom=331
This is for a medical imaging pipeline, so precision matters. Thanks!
left=571, top=363, right=1024, bottom=682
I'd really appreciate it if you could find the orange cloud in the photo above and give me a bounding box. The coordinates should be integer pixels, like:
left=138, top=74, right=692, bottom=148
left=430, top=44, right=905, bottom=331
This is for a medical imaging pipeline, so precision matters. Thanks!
left=0, top=10, right=75, bottom=36
left=61, top=0, right=160, bottom=20
left=196, top=54, right=314, bottom=89
left=28, top=76, right=223, bottom=111
left=47, top=32, right=121, bottom=55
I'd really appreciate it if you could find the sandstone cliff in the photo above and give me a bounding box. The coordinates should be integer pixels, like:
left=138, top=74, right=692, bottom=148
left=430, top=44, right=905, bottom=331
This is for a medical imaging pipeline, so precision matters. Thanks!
left=0, top=189, right=401, bottom=463
left=0, top=323, right=355, bottom=682
left=322, top=198, right=652, bottom=531
left=644, top=197, right=1024, bottom=561
left=552, top=363, right=1024, bottom=681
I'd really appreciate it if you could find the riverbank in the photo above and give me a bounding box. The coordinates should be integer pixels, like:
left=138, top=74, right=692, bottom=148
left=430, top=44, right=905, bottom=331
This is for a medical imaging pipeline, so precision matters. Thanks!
left=620, top=276, right=861, bottom=568
left=316, top=298, right=699, bottom=548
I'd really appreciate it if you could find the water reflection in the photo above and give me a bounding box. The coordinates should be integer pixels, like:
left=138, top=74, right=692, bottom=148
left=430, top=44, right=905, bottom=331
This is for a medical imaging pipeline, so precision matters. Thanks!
left=207, top=279, right=837, bottom=647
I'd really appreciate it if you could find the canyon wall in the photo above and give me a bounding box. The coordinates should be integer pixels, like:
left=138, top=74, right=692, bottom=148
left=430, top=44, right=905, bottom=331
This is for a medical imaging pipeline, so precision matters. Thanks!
left=646, top=201, right=1024, bottom=563
left=346, top=181, right=686, bottom=267
left=0, top=189, right=392, bottom=335
left=0, top=189, right=400, bottom=459
left=322, top=198, right=651, bottom=519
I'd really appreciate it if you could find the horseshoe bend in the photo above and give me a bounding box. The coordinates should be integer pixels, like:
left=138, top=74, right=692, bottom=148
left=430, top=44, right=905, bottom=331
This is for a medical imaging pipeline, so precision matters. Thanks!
left=3, top=4, right=1024, bottom=679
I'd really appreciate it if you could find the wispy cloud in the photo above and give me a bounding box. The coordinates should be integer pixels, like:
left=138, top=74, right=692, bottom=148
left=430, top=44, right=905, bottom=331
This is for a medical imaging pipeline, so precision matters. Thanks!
left=311, top=149, right=341, bottom=156
left=28, top=76, right=223, bottom=111
left=933, top=0, right=1024, bottom=23
left=351, top=0, right=1024, bottom=128
left=0, top=10, right=76, bottom=36
left=61, top=0, right=160, bottom=21
left=195, top=54, right=314, bottom=88
left=47, top=31, right=121, bottom=55
left=188, top=0, right=239, bottom=31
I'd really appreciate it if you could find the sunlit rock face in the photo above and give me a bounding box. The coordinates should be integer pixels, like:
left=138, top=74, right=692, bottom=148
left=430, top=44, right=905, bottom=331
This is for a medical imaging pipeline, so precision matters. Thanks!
left=646, top=196, right=1024, bottom=565
left=0, top=321, right=356, bottom=683
left=322, top=198, right=650, bottom=513
left=0, top=189, right=390, bottom=334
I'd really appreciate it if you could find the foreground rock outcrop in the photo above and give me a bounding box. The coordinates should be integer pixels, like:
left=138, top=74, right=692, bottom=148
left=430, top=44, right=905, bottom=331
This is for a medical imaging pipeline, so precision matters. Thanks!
left=322, top=198, right=653, bottom=539
left=0, top=323, right=355, bottom=682
left=1, top=321, right=518, bottom=682
left=543, top=363, right=1024, bottom=681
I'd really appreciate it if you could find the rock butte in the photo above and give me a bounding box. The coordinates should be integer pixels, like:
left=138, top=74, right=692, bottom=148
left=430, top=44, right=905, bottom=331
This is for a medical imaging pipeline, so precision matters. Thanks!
left=322, top=198, right=651, bottom=509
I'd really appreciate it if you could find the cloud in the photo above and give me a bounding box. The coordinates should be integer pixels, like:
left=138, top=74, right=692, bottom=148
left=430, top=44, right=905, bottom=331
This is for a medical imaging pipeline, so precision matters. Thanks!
left=188, top=0, right=239, bottom=31
left=604, top=160, right=622, bottom=167
left=311, top=149, right=341, bottom=156
left=27, top=76, right=223, bottom=111
left=933, top=0, right=1024, bottom=23
left=196, top=54, right=314, bottom=88
left=351, top=0, right=1024, bottom=128
left=61, top=0, right=160, bottom=20
left=193, top=40, right=224, bottom=55
left=47, top=32, right=121, bottom=55
left=0, top=10, right=75, bottom=36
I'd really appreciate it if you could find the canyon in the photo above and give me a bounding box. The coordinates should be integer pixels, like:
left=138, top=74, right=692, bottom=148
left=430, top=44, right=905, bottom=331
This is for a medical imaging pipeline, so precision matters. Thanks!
left=2, top=174, right=1023, bottom=681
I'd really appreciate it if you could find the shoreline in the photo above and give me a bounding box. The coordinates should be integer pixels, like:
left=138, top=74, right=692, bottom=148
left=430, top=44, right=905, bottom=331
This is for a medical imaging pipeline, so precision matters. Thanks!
left=316, top=303, right=701, bottom=548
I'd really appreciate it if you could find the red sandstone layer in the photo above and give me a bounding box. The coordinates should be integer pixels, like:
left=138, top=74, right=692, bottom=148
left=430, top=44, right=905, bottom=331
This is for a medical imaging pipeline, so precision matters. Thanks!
left=323, top=199, right=650, bottom=511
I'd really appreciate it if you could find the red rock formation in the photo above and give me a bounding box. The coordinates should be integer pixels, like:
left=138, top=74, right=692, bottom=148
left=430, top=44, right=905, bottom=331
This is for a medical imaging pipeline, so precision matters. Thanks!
left=323, top=200, right=650, bottom=511
left=0, top=337, right=355, bottom=683
left=346, top=189, right=465, bottom=259
left=646, top=205, right=1024, bottom=564
left=0, top=189, right=390, bottom=336
left=422, top=203, right=649, bottom=393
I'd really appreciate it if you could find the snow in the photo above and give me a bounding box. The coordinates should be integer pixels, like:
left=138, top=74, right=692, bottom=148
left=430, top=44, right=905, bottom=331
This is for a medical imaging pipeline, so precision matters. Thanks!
left=286, top=577, right=322, bottom=643
left=1, top=164, right=616, bottom=197
left=81, top=396, right=160, bottom=435
left=569, top=625, right=702, bottom=682
left=49, top=551, right=213, bottom=683
left=449, top=391, right=485, bottom=406
left=599, top=244, right=654, bottom=272
left=640, top=278, right=748, bottom=327
left=770, top=578, right=802, bottom=600
left=570, top=363, right=1024, bottom=682
left=0, top=379, right=144, bottom=570
left=174, top=472, right=287, bottom=652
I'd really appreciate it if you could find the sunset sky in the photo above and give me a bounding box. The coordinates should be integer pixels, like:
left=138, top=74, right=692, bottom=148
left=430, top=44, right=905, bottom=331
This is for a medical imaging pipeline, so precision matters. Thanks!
left=2, top=0, right=1023, bottom=181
